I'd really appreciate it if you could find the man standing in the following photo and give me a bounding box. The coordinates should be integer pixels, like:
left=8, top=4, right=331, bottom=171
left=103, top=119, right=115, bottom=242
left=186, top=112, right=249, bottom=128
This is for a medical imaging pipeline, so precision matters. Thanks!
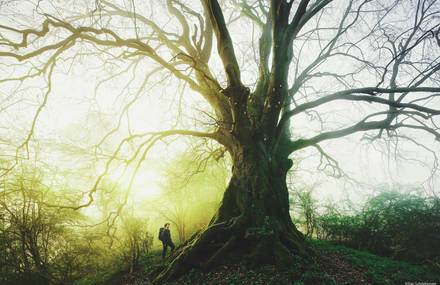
left=159, top=223, right=175, bottom=260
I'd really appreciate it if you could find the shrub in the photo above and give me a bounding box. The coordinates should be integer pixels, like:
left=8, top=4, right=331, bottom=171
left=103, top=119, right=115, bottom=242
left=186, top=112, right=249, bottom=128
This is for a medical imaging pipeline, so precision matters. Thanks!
left=317, top=187, right=440, bottom=263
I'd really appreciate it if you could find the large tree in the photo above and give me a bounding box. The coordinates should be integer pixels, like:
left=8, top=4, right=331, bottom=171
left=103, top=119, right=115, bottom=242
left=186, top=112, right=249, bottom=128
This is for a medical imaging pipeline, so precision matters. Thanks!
left=1, top=0, right=439, bottom=282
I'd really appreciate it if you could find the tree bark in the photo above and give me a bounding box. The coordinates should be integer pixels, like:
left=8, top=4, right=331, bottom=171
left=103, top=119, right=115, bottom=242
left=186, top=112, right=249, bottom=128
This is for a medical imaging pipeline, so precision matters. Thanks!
left=154, top=135, right=305, bottom=283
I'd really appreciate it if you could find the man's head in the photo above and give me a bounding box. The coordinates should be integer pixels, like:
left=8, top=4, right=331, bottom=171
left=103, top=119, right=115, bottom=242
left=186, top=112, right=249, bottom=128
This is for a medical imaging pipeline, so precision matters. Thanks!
left=164, top=223, right=170, bottom=229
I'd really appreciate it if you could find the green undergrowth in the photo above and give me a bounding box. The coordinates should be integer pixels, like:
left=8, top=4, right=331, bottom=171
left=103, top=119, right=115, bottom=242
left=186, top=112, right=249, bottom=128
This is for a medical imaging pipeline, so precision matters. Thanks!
left=102, top=241, right=440, bottom=285
left=309, top=239, right=440, bottom=285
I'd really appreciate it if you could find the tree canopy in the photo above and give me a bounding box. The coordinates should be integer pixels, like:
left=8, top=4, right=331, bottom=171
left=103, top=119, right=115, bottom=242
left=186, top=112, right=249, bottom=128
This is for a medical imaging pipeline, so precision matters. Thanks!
left=1, top=0, right=439, bottom=282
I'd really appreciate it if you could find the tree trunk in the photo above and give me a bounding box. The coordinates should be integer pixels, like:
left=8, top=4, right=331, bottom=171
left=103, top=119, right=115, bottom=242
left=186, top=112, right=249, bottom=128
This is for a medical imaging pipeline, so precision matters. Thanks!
left=154, top=139, right=305, bottom=283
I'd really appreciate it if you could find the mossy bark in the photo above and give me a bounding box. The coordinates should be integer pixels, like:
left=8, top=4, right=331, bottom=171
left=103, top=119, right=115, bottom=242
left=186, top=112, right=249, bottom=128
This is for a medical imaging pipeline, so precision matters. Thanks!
left=154, top=138, right=305, bottom=283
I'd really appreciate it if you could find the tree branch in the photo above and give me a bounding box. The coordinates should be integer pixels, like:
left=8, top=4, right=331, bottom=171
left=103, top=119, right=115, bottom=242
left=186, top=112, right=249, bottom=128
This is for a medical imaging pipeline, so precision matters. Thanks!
left=41, top=128, right=218, bottom=210
left=279, top=87, right=440, bottom=130
left=203, top=0, right=242, bottom=88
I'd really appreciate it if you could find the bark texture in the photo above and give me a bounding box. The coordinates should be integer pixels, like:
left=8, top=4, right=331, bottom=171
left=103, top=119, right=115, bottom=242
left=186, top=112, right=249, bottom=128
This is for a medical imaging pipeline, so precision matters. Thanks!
left=154, top=97, right=306, bottom=283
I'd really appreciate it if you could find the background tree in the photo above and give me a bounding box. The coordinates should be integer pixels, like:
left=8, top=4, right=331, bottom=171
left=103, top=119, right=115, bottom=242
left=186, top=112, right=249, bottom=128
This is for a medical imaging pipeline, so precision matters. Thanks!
left=290, top=183, right=319, bottom=237
left=0, top=0, right=439, bottom=282
left=0, top=164, right=86, bottom=284
left=0, top=161, right=154, bottom=284
left=155, top=144, right=228, bottom=242
left=119, top=216, right=153, bottom=274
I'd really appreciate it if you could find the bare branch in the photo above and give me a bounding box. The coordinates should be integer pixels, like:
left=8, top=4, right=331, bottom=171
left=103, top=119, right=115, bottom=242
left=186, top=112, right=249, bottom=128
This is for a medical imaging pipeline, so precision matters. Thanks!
left=39, top=127, right=217, bottom=209
left=280, top=87, right=440, bottom=129
left=203, top=0, right=242, bottom=87
left=313, top=144, right=346, bottom=178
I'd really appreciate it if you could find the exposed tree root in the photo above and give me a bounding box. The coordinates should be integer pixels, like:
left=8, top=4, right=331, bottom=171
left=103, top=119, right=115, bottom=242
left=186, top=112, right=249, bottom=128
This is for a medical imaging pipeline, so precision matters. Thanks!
left=153, top=216, right=306, bottom=284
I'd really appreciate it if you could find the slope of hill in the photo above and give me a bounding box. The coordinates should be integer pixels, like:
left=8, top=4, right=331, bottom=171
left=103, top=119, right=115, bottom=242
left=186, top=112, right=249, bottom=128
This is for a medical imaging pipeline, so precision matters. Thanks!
left=100, top=239, right=439, bottom=285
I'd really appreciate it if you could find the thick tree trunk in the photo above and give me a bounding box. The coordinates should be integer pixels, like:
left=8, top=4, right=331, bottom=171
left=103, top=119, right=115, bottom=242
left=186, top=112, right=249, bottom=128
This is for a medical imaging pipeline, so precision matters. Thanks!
left=154, top=140, right=305, bottom=283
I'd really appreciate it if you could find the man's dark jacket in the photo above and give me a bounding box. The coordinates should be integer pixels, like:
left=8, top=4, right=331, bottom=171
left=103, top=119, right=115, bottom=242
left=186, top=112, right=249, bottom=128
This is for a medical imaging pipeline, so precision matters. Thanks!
left=161, top=228, right=172, bottom=243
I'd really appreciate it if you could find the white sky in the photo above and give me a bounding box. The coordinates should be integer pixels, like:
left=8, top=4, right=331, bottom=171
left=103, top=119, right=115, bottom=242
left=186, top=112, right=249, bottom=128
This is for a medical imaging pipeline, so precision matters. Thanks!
left=0, top=0, right=439, bottom=210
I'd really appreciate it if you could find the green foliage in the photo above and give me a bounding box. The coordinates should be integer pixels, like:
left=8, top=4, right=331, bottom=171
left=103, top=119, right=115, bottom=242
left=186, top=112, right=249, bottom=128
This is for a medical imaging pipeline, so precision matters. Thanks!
left=0, top=165, right=85, bottom=284
left=310, top=239, right=440, bottom=284
left=290, top=185, right=319, bottom=237
left=72, top=215, right=154, bottom=285
left=291, top=184, right=440, bottom=265
left=0, top=164, right=154, bottom=285
left=119, top=217, right=154, bottom=273
left=302, top=270, right=337, bottom=285
left=317, top=187, right=440, bottom=263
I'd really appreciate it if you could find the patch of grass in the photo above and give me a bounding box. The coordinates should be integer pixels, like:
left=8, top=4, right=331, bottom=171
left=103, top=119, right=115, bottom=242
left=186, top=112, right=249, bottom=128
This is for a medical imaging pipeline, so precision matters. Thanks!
left=310, top=239, right=440, bottom=284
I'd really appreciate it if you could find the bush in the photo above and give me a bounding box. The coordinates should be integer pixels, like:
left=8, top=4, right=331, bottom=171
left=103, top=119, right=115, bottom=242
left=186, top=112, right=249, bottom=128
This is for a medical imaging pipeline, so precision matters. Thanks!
left=290, top=186, right=319, bottom=237
left=316, top=187, right=440, bottom=263
left=119, top=217, right=154, bottom=273
left=0, top=166, right=155, bottom=285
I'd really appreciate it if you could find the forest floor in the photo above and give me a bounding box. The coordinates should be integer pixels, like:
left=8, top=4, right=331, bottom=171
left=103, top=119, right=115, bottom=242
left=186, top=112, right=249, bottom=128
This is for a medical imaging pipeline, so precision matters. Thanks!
left=103, top=239, right=440, bottom=285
